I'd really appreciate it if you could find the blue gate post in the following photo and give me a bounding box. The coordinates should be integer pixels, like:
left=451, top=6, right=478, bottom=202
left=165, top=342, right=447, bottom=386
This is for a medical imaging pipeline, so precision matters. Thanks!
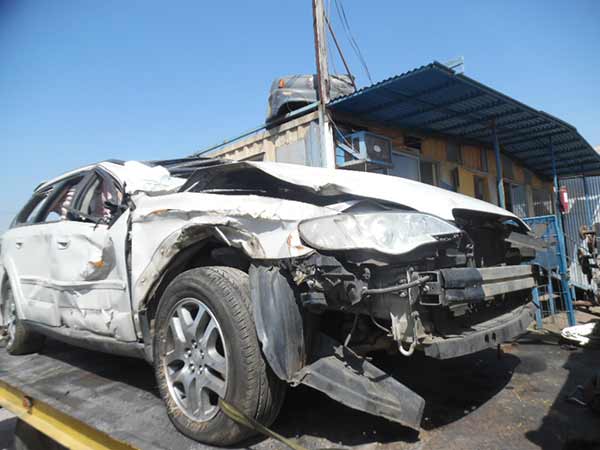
left=532, top=286, right=543, bottom=329
left=549, top=137, right=576, bottom=326
left=547, top=272, right=556, bottom=316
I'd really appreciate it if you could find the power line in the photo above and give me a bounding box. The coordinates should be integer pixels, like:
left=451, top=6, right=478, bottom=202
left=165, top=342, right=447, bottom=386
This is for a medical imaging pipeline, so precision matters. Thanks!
left=333, top=0, right=372, bottom=84
left=325, top=14, right=357, bottom=90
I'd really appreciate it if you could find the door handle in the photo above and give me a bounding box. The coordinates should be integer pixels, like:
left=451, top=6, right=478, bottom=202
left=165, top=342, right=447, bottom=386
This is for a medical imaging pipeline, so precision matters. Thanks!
left=15, top=241, right=23, bottom=249
left=56, top=240, right=70, bottom=250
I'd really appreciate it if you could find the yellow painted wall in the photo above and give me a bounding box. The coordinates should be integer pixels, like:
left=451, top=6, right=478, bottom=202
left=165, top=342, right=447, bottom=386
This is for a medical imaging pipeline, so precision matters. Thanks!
left=458, top=167, right=476, bottom=197
left=422, top=138, right=446, bottom=161
left=487, top=149, right=497, bottom=175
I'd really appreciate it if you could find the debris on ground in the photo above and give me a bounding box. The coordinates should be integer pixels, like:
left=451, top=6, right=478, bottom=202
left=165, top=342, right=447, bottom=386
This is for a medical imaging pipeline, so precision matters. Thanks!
left=560, top=321, right=600, bottom=347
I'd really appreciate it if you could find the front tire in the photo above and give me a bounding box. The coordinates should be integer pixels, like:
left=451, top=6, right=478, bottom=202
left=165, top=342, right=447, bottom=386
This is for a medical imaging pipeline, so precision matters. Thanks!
left=153, top=266, right=285, bottom=446
left=2, top=284, right=45, bottom=355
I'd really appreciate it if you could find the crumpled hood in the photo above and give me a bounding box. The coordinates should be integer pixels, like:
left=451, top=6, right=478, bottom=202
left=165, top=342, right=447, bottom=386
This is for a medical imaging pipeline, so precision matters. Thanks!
left=248, top=161, right=525, bottom=226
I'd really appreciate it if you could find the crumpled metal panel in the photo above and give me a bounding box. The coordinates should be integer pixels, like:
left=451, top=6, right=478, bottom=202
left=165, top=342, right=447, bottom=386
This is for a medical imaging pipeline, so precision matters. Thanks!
left=295, top=333, right=425, bottom=430
left=129, top=191, right=334, bottom=313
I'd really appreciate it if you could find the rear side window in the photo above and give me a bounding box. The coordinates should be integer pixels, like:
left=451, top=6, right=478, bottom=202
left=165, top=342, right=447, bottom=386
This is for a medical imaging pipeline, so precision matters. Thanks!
left=12, top=174, right=86, bottom=227
left=13, top=190, right=53, bottom=225
left=38, top=176, right=85, bottom=223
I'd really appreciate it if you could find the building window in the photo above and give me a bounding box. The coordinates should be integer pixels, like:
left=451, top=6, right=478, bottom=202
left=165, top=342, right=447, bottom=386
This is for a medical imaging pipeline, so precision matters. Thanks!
left=501, top=155, right=514, bottom=179
left=503, top=181, right=514, bottom=212
left=480, top=149, right=488, bottom=172
left=438, top=165, right=459, bottom=192
left=510, top=184, right=529, bottom=218
left=533, top=188, right=553, bottom=216
left=451, top=168, right=460, bottom=191
left=447, top=141, right=461, bottom=163
left=462, top=146, right=488, bottom=172
left=404, top=135, right=422, bottom=151
left=420, top=161, right=437, bottom=186
left=474, top=176, right=487, bottom=201
left=389, top=152, right=420, bottom=181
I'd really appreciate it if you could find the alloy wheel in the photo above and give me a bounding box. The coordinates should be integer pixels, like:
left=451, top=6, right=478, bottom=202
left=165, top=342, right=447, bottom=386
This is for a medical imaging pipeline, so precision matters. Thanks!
left=163, top=298, right=228, bottom=421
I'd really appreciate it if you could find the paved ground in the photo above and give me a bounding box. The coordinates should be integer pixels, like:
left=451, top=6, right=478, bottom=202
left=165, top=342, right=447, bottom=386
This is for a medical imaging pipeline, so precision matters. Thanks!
left=0, top=408, right=15, bottom=450
left=0, top=311, right=598, bottom=450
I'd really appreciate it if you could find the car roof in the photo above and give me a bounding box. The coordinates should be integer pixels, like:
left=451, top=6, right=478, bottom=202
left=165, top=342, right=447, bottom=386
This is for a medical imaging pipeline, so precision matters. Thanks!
left=35, top=160, right=187, bottom=195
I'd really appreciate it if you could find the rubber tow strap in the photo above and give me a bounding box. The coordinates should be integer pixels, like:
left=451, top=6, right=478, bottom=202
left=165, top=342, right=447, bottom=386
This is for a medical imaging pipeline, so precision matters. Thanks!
left=218, top=399, right=342, bottom=450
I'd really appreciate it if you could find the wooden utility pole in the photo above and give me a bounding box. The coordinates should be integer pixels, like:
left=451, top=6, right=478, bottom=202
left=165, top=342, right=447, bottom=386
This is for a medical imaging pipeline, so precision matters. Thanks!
left=312, top=0, right=336, bottom=169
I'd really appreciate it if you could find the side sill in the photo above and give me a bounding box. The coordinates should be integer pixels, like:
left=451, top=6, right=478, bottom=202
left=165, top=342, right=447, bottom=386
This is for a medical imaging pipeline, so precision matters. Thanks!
left=23, top=321, right=147, bottom=360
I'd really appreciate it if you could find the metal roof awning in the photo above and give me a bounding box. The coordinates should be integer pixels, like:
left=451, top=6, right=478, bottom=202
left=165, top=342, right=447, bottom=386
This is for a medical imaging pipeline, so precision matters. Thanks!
left=329, top=62, right=600, bottom=178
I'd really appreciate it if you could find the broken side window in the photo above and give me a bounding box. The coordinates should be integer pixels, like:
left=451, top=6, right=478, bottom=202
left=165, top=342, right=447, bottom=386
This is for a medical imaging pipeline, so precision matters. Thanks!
left=72, top=171, right=123, bottom=224
left=38, top=176, right=86, bottom=223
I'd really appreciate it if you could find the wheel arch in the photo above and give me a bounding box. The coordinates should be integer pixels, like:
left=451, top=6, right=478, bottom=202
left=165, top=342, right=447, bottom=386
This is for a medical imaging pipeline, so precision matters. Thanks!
left=134, top=224, right=260, bottom=361
left=0, top=265, right=25, bottom=324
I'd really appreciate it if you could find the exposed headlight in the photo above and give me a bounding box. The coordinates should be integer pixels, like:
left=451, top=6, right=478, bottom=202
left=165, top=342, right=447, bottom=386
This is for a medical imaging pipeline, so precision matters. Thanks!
left=298, top=212, right=461, bottom=255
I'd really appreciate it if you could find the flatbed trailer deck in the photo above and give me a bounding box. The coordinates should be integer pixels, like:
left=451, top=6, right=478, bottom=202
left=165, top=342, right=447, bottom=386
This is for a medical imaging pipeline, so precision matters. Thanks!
left=1, top=316, right=599, bottom=450
left=0, top=340, right=211, bottom=450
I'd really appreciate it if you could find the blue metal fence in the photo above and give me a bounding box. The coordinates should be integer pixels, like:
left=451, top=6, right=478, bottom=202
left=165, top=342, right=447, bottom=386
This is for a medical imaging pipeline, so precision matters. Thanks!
left=522, top=215, right=576, bottom=328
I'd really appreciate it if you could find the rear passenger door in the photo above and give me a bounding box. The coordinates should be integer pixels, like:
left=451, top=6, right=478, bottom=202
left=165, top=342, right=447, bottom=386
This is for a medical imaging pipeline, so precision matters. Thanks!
left=1, top=174, right=86, bottom=326
left=42, top=168, right=137, bottom=342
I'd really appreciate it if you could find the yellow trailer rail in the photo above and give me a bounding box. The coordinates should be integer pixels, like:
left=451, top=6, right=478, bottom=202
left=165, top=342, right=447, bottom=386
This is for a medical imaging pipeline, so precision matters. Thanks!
left=0, top=379, right=138, bottom=450
left=0, top=340, right=241, bottom=450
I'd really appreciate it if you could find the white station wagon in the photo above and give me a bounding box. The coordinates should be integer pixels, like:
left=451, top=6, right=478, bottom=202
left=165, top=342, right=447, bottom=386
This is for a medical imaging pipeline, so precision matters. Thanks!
left=0, top=158, right=539, bottom=445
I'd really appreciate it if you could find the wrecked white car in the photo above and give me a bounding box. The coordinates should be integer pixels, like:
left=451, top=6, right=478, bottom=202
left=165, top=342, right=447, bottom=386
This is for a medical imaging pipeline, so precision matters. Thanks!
left=0, top=158, right=539, bottom=445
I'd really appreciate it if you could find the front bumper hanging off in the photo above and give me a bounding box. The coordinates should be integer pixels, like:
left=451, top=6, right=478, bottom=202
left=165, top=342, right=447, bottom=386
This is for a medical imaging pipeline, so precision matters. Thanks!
left=423, top=303, right=535, bottom=359
left=416, top=265, right=537, bottom=359
left=417, top=265, right=536, bottom=306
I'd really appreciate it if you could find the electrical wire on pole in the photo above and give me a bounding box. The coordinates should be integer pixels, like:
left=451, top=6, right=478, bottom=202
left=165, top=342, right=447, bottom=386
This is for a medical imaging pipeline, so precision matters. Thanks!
left=333, top=0, right=372, bottom=84
left=325, top=14, right=357, bottom=90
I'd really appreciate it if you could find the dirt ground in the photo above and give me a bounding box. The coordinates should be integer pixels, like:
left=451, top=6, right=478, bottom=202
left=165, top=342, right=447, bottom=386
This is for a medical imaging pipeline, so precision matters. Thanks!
left=275, top=313, right=600, bottom=450
left=0, top=310, right=598, bottom=450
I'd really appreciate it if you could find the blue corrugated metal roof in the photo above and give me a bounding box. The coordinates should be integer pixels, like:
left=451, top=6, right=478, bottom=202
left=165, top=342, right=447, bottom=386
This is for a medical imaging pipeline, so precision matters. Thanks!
left=329, top=62, right=600, bottom=178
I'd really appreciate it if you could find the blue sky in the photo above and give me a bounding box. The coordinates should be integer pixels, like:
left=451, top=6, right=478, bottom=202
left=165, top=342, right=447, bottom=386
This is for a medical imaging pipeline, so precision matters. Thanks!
left=1, top=0, right=599, bottom=229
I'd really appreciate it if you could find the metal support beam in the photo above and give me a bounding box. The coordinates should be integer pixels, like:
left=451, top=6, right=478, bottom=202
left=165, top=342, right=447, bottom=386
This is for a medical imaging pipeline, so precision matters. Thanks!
left=532, top=287, right=543, bottom=330
left=547, top=276, right=556, bottom=316
left=549, top=137, right=576, bottom=326
left=492, top=121, right=506, bottom=208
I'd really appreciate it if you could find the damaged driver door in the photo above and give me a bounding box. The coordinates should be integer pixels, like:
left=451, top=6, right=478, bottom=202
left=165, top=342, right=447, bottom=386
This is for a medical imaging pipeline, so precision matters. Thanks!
left=43, top=168, right=137, bottom=342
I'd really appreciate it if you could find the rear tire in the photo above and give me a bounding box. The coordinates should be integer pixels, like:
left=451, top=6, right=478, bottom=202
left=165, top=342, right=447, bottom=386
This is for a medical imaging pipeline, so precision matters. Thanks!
left=153, top=266, right=285, bottom=446
left=2, top=284, right=45, bottom=355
